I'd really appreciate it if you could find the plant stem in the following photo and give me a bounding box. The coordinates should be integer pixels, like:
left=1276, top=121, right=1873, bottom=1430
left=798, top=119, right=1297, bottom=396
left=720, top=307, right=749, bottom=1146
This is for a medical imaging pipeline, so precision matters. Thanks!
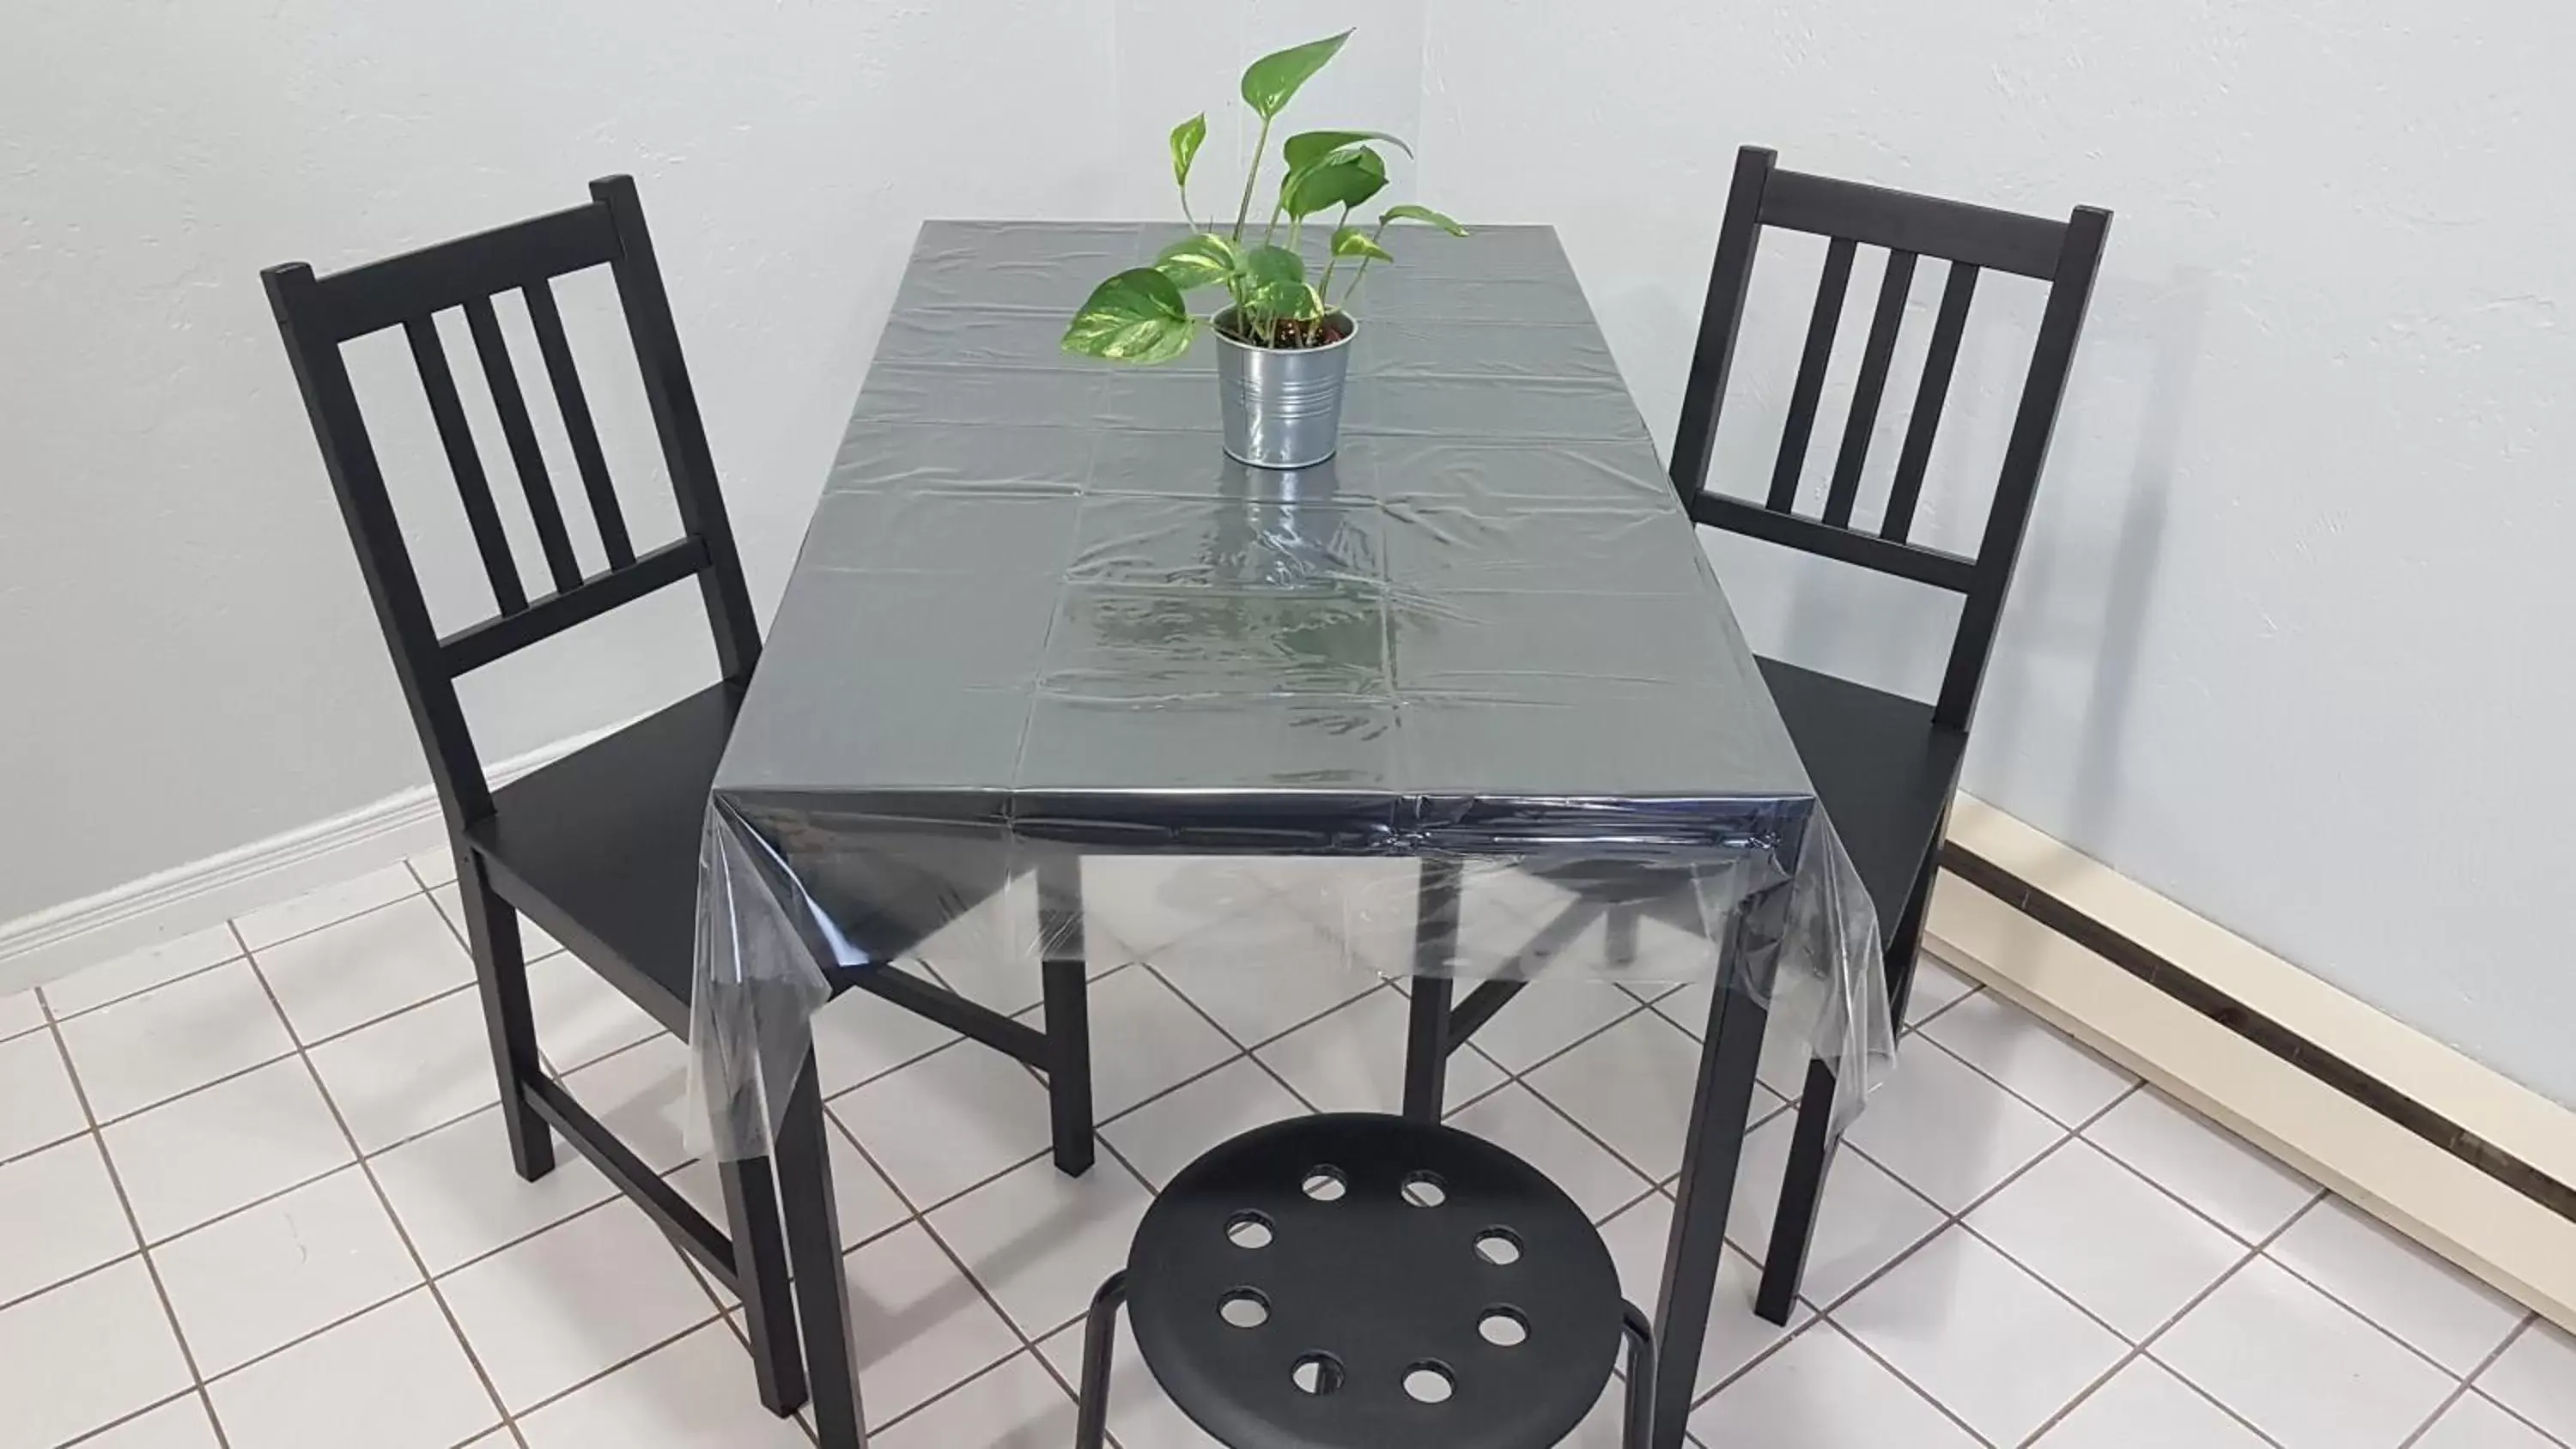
left=1315, top=204, right=1352, bottom=301
left=1230, top=114, right=1273, bottom=244
left=1340, top=216, right=1394, bottom=308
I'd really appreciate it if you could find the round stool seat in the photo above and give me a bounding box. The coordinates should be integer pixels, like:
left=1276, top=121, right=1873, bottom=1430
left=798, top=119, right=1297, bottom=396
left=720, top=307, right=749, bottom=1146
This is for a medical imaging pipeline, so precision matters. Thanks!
left=1125, top=1113, right=1626, bottom=1449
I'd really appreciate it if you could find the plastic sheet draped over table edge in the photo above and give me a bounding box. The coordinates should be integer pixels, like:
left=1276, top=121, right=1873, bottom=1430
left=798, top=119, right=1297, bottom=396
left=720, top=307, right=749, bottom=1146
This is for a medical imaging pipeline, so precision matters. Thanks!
left=687, top=221, right=1890, bottom=1161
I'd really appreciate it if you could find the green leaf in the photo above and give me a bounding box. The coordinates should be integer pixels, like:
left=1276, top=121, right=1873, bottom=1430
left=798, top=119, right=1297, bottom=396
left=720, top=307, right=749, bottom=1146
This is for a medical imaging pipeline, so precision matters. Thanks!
left=1280, top=129, right=1413, bottom=172
left=1330, top=225, right=1393, bottom=264
left=1379, top=203, right=1467, bottom=236
left=1062, top=268, right=1194, bottom=364
left=1170, top=113, right=1207, bottom=190
left=1282, top=148, right=1388, bottom=219
left=1154, top=232, right=1240, bottom=290
left=1246, top=278, right=1322, bottom=321
left=1241, top=244, right=1306, bottom=290
left=1240, top=30, right=1350, bottom=120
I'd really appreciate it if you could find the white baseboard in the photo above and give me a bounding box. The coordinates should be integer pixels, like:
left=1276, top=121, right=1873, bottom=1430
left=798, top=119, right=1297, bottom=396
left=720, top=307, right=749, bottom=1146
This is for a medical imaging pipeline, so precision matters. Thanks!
left=0, top=726, right=612, bottom=997
left=1929, top=794, right=2576, bottom=1335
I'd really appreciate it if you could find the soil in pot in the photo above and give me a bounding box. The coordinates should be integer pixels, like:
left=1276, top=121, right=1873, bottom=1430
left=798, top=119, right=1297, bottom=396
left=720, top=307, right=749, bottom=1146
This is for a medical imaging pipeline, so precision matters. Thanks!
left=1215, top=312, right=1354, bottom=349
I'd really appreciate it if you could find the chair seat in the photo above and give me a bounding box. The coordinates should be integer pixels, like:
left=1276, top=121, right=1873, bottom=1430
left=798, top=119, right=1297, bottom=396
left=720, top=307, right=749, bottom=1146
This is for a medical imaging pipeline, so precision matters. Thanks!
left=465, top=682, right=741, bottom=1037
left=1127, top=1113, right=1625, bottom=1449
left=1755, top=656, right=1967, bottom=943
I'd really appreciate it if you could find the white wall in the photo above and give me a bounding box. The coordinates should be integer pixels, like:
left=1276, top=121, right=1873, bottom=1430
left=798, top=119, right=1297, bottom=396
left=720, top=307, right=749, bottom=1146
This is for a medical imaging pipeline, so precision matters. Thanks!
left=6, top=2, right=2573, bottom=1105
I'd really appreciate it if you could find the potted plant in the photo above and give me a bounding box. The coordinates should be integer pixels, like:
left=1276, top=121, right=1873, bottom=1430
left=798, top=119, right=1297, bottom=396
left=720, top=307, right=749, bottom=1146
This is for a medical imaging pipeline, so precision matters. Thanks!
left=1061, top=28, right=1464, bottom=469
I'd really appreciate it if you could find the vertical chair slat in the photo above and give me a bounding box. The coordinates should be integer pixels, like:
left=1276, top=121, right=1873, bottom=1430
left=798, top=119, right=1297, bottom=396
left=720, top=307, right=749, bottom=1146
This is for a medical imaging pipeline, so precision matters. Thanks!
left=1881, top=261, right=1980, bottom=543
left=1766, top=236, right=1857, bottom=513
left=464, top=296, right=583, bottom=593
left=522, top=279, right=636, bottom=569
left=1823, top=250, right=1918, bottom=529
left=405, top=315, right=528, bottom=615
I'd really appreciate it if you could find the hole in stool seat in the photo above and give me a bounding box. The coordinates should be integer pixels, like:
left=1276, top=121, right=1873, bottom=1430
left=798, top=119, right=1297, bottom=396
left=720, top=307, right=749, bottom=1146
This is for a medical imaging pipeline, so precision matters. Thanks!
left=1291, top=1353, right=1345, bottom=1395
left=1479, top=1307, right=1529, bottom=1347
left=1473, top=1228, right=1522, bottom=1266
left=1403, top=1362, right=1456, bottom=1404
left=1302, top=1167, right=1347, bottom=1203
left=1400, top=1171, right=1448, bottom=1207
left=1219, top=1289, right=1271, bottom=1329
left=1225, top=1211, right=1274, bottom=1249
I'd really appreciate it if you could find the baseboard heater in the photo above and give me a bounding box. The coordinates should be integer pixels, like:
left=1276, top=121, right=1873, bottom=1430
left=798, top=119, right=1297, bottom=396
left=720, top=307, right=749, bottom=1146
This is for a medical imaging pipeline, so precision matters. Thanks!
left=1923, top=794, right=2576, bottom=1333
left=1941, top=840, right=2576, bottom=1226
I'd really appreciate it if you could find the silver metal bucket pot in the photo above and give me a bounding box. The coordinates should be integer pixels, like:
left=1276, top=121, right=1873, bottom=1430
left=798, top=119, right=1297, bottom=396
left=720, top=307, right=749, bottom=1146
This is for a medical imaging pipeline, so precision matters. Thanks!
left=1213, top=311, right=1354, bottom=470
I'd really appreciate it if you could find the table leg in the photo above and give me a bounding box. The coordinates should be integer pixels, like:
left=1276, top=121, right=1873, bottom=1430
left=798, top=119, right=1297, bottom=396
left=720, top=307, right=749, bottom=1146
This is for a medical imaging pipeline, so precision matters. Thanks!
left=1651, top=882, right=1790, bottom=1449
left=1402, top=860, right=1463, bottom=1123
left=1037, top=855, right=1095, bottom=1176
left=779, top=1057, right=870, bottom=1447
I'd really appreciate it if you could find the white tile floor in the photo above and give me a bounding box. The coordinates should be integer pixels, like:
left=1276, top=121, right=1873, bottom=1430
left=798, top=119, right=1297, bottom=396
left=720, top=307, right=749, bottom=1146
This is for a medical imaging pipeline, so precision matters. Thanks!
left=3, top=858, right=2571, bottom=1449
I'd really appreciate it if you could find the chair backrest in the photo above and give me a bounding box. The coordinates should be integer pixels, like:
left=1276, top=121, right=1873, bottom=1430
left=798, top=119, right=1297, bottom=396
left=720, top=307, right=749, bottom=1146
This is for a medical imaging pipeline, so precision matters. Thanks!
left=1670, top=146, right=2110, bottom=731
left=264, top=176, right=760, bottom=828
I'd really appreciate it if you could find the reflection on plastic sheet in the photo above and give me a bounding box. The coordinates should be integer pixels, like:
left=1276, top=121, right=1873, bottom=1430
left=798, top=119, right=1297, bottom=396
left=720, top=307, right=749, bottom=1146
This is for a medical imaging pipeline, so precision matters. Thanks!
left=690, top=223, right=1889, bottom=1161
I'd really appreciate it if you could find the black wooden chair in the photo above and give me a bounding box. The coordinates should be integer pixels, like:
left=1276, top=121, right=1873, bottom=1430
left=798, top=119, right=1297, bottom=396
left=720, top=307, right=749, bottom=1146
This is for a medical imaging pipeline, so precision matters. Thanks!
left=264, top=177, right=1099, bottom=1446
left=1401, top=148, right=2109, bottom=1329
left=1671, top=148, right=2108, bottom=1321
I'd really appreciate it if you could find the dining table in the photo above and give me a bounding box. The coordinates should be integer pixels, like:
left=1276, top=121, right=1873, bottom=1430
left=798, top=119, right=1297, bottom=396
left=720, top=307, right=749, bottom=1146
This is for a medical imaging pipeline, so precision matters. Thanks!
left=689, top=218, right=1891, bottom=1449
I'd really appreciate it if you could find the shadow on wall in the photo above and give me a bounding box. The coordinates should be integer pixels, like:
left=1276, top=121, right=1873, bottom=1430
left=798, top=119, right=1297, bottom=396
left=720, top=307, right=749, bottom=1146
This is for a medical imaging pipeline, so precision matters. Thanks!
left=1677, top=250, right=2209, bottom=851
left=1969, top=266, right=2206, bottom=845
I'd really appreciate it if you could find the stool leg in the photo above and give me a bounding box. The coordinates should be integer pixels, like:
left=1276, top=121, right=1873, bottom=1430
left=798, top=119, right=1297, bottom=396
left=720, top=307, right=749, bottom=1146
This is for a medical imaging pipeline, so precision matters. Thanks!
left=1073, top=1271, right=1128, bottom=1449
left=1620, top=1300, right=1657, bottom=1449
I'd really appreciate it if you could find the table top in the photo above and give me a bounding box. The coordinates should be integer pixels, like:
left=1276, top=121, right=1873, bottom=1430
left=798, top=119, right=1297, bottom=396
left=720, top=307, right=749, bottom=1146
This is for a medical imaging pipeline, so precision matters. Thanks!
left=714, top=221, right=1815, bottom=857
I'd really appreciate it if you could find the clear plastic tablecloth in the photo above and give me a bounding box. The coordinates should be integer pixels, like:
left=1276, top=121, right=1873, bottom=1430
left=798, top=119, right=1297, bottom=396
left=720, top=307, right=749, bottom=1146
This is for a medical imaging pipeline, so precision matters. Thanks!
left=691, top=221, right=1888, bottom=1160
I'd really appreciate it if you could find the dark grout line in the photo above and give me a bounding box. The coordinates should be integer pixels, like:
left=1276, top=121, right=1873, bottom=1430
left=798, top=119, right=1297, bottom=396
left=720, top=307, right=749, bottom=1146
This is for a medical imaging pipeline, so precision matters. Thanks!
left=1823, top=1316, right=2002, bottom=1447
left=235, top=932, right=520, bottom=1446
left=51, top=1387, right=211, bottom=1447
left=34, top=951, right=249, bottom=1028
left=2460, top=1318, right=2576, bottom=1449
left=39, top=992, right=235, bottom=1449
left=2016, top=1187, right=2330, bottom=1449
left=40, top=867, right=2522, bottom=1449
left=2239, top=1199, right=2531, bottom=1391
left=1681, top=1078, right=2154, bottom=1423
left=229, top=868, right=433, bottom=957
left=500, top=1308, right=730, bottom=1426
left=2393, top=1314, right=2543, bottom=1449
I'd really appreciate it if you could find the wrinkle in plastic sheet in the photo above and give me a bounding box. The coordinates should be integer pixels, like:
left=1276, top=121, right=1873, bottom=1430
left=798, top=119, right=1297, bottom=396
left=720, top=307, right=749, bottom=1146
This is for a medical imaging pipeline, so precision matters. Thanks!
left=690, top=222, right=1890, bottom=1160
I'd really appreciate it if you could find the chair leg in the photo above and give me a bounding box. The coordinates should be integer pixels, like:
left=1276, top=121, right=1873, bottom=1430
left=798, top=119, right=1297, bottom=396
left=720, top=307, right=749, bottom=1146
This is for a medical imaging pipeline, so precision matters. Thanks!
left=1606, top=902, right=1641, bottom=968
left=451, top=848, right=553, bottom=1181
left=1619, top=1300, right=1658, bottom=1449
left=1753, top=1057, right=1840, bottom=1324
left=1882, top=840, right=1941, bottom=1033
left=1073, top=1271, right=1128, bottom=1449
left=1758, top=837, right=1942, bottom=1322
left=778, top=1061, right=869, bottom=1447
left=719, top=1152, right=808, bottom=1416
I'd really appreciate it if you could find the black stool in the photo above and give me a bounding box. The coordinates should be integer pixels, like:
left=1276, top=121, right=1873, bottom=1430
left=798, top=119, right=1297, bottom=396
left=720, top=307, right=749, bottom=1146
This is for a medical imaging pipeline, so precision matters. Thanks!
left=1074, top=1113, right=1656, bottom=1448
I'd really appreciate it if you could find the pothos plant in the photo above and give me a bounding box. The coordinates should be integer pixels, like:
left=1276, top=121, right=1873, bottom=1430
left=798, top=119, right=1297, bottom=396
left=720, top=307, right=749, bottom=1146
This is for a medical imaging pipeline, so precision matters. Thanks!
left=1062, top=28, right=1465, bottom=362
